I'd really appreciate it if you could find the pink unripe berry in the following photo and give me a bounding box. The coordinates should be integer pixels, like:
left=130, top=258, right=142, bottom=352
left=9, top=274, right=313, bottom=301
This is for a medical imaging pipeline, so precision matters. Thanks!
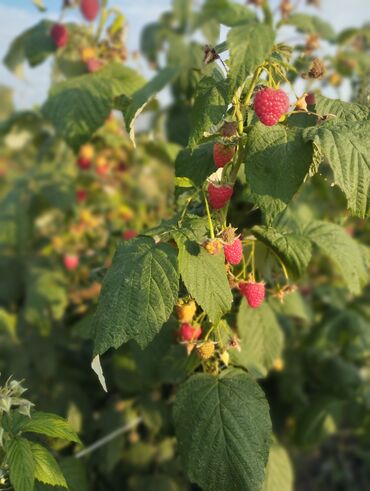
left=64, top=254, right=79, bottom=271
left=179, top=323, right=202, bottom=342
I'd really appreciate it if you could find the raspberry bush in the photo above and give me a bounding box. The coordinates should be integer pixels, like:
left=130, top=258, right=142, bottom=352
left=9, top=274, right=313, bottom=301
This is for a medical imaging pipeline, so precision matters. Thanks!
left=0, top=0, right=369, bottom=490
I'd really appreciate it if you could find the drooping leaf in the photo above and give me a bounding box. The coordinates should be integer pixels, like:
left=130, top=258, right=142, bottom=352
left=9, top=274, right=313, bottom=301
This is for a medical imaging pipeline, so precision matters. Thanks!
left=93, top=237, right=179, bottom=354
left=252, top=225, right=312, bottom=278
left=6, top=437, right=35, bottom=491
left=231, top=301, right=283, bottom=377
left=228, top=22, right=274, bottom=92
left=304, top=220, right=369, bottom=295
left=262, top=441, right=294, bottom=491
left=117, top=67, right=180, bottom=146
left=200, top=0, right=256, bottom=27
left=314, top=94, right=369, bottom=122
left=175, top=142, right=215, bottom=187
left=245, top=123, right=312, bottom=216
left=31, top=443, right=67, bottom=488
left=189, top=68, right=229, bottom=147
left=173, top=369, right=272, bottom=491
left=3, top=20, right=56, bottom=76
left=286, top=14, right=336, bottom=41
left=303, top=120, right=370, bottom=217
left=21, top=412, right=81, bottom=443
left=42, top=64, right=145, bottom=149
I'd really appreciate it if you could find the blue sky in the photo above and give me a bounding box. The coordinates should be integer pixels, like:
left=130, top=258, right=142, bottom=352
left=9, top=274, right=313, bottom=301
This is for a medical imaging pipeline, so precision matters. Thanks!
left=0, top=0, right=369, bottom=108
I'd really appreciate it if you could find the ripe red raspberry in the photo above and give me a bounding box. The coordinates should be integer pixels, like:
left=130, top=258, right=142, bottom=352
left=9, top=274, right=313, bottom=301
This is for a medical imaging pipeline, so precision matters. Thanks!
left=179, top=323, right=202, bottom=342
left=122, top=230, right=138, bottom=240
left=77, top=144, right=94, bottom=169
left=305, top=92, right=316, bottom=106
left=207, top=183, right=233, bottom=209
left=80, top=0, right=100, bottom=21
left=76, top=189, right=87, bottom=203
left=213, top=143, right=235, bottom=168
left=50, top=23, right=68, bottom=48
left=254, top=88, right=290, bottom=126
left=78, top=157, right=91, bottom=170
left=239, top=280, right=265, bottom=308
left=224, top=238, right=243, bottom=265
left=64, top=254, right=79, bottom=271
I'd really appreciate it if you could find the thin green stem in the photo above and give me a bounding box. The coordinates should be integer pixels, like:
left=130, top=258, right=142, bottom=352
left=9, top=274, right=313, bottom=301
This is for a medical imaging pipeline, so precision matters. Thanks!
left=203, top=191, right=215, bottom=239
left=178, top=191, right=198, bottom=227
left=251, top=241, right=256, bottom=279
left=95, top=0, right=109, bottom=41
left=205, top=324, right=217, bottom=341
left=243, top=65, right=264, bottom=108
left=270, top=249, right=290, bottom=282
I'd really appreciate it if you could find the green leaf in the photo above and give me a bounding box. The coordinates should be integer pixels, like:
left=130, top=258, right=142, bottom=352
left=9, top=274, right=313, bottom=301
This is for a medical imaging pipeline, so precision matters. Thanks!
left=173, top=0, right=192, bottom=29
left=252, top=225, right=312, bottom=278
left=201, top=18, right=221, bottom=45
left=21, top=412, right=81, bottom=443
left=175, top=176, right=194, bottom=188
left=286, top=14, right=336, bottom=41
left=31, top=443, right=67, bottom=488
left=142, top=140, right=181, bottom=166
left=245, top=124, right=313, bottom=215
left=173, top=369, right=272, bottom=491
left=314, top=94, right=369, bottom=122
left=117, top=67, right=179, bottom=146
left=128, top=474, right=180, bottom=491
left=0, top=308, right=17, bottom=340
left=3, top=21, right=56, bottom=75
left=93, top=237, right=179, bottom=354
left=228, top=22, right=274, bottom=92
left=176, top=238, right=232, bottom=324
left=167, top=38, right=204, bottom=99
left=262, top=442, right=294, bottom=491
left=231, top=301, right=283, bottom=377
left=175, top=142, right=215, bottom=187
left=6, top=437, right=35, bottom=491
left=295, top=399, right=342, bottom=445
left=24, top=264, right=67, bottom=335
left=58, top=457, right=88, bottom=491
left=0, top=84, right=14, bottom=121
left=189, top=68, right=229, bottom=147
left=140, top=22, right=167, bottom=66
left=303, top=120, right=370, bottom=217
left=304, top=220, right=368, bottom=295
left=33, top=0, right=46, bottom=12
left=200, top=0, right=256, bottom=27
left=269, top=290, right=312, bottom=323
left=42, top=64, right=145, bottom=149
